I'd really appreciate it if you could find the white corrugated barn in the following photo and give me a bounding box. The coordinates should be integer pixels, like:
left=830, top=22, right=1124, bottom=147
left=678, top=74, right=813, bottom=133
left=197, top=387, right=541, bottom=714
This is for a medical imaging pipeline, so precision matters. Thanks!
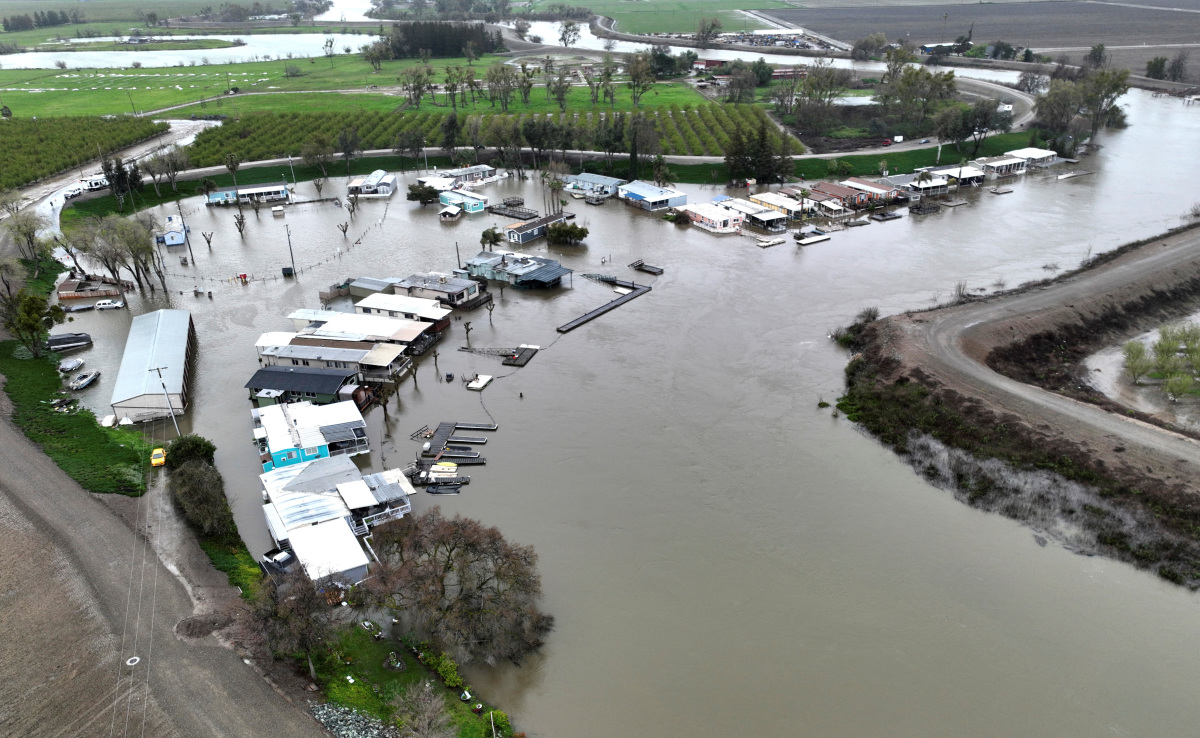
left=110, top=309, right=195, bottom=422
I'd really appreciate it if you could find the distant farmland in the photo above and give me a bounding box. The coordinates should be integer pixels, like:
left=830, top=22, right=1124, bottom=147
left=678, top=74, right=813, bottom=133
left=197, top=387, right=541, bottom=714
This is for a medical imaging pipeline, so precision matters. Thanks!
left=761, top=2, right=1200, bottom=51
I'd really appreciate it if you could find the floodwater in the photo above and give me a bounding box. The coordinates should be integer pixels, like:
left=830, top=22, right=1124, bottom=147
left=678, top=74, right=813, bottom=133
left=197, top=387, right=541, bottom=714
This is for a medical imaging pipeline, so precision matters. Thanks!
left=0, top=32, right=378, bottom=69
left=55, top=89, right=1200, bottom=736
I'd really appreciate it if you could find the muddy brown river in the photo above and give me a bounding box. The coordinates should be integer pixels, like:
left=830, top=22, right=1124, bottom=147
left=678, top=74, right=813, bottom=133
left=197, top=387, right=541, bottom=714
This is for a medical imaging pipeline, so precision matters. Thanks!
left=57, top=90, right=1200, bottom=735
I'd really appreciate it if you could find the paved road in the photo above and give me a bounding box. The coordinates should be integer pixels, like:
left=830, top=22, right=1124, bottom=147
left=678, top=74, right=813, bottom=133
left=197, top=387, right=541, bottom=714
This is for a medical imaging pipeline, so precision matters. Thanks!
left=893, top=226, right=1200, bottom=477
left=0, top=406, right=329, bottom=737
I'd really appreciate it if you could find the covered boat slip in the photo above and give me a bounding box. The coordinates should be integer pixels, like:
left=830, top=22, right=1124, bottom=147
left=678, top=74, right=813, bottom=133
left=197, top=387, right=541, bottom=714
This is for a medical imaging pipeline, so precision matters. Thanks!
left=110, top=309, right=195, bottom=422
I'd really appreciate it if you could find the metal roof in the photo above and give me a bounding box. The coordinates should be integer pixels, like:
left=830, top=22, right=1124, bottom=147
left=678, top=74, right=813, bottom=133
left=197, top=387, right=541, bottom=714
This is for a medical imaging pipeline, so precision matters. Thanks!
left=356, top=293, right=452, bottom=321
left=304, top=313, right=428, bottom=343
left=260, top=344, right=369, bottom=363
left=110, top=310, right=192, bottom=405
left=619, top=180, right=685, bottom=200
left=287, top=519, right=369, bottom=582
left=397, top=273, right=476, bottom=295
left=245, top=366, right=355, bottom=394
left=566, top=173, right=627, bottom=187
left=261, top=456, right=362, bottom=497
left=519, top=262, right=573, bottom=285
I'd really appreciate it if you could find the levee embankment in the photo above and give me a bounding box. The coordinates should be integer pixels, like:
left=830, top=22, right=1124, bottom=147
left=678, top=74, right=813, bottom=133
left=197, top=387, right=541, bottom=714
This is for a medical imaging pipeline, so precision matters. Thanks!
left=840, top=220, right=1200, bottom=585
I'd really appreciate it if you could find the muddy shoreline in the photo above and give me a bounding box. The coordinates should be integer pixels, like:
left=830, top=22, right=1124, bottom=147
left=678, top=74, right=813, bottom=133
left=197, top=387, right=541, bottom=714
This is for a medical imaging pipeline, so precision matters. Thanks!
left=842, top=220, right=1200, bottom=585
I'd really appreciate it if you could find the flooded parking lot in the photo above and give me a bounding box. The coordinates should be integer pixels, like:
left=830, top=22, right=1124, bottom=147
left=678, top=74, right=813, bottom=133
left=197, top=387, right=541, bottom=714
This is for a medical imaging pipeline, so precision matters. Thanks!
left=53, top=90, right=1200, bottom=736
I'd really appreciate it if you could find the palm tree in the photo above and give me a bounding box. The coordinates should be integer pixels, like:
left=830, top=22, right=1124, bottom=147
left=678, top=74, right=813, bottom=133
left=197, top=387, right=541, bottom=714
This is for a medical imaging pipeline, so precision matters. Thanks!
left=480, top=227, right=504, bottom=251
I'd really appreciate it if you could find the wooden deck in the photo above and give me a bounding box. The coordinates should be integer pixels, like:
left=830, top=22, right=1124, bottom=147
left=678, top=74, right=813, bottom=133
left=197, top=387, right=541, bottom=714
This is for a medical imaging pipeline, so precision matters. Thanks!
left=557, top=278, right=652, bottom=333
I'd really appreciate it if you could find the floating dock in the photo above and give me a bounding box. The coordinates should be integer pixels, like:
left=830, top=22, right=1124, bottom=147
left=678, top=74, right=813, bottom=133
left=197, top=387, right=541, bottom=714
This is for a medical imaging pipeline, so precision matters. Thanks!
left=1058, top=171, right=1094, bottom=181
left=943, top=199, right=969, bottom=207
left=502, top=347, right=539, bottom=367
left=455, top=422, right=498, bottom=431
left=869, top=211, right=902, bottom=222
left=628, top=259, right=664, bottom=275
left=990, top=187, right=1013, bottom=194
left=487, top=204, right=539, bottom=220
left=466, top=374, right=493, bottom=391
left=795, top=233, right=831, bottom=246
left=421, top=421, right=497, bottom=457
left=447, top=435, right=487, bottom=444
left=557, top=277, right=652, bottom=333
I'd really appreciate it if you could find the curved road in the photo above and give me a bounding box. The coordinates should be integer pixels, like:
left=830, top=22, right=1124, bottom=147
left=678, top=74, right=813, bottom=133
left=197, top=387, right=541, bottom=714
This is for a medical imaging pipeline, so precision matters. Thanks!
left=892, top=225, right=1200, bottom=488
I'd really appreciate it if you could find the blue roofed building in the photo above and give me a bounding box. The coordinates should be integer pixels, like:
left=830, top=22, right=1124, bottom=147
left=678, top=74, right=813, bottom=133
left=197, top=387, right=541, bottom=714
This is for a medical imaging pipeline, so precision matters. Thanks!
left=617, top=180, right=687, bottom=211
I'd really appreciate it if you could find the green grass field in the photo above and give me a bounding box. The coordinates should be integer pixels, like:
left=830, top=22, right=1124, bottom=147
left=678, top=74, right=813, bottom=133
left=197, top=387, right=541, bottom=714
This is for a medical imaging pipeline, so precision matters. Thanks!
left=0, top=0, right=209, bottom=24
left=0, top=54, right=523, bottom=117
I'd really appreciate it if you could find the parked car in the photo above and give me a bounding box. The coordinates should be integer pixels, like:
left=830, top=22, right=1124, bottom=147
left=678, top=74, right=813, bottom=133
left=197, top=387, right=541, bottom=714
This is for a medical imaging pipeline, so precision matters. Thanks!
left=920, top=138, right=931, bottom=144
left=63, top=185, right=83, bottom=200
left=150, top=448, right=167, bottom=467
left=94, top=300, right=124, bottom=310
left=881, top=139, right=893, bottom=146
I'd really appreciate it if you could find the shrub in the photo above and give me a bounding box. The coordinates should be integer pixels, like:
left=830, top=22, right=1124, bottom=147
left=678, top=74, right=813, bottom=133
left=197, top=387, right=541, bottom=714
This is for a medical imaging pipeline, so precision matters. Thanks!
left=491, top=710, right=512, bottom=736
left=170, top=460, right=237, bottom=539
left=166, top=433, right=217, bottom=470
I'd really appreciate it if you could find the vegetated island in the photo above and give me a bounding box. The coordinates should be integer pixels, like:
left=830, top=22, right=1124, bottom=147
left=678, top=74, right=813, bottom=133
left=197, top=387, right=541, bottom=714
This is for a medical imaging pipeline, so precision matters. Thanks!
left=836, top=219, right=1200, bottom=586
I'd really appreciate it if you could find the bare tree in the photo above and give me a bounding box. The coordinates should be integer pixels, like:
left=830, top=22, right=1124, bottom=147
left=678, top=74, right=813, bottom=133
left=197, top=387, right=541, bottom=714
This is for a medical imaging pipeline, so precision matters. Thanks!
left=252, top=567, right=339, bottom=682
left=391, top=681, right=453, bottom=738
left=234, top=211, right=247, bottom=236
left=363, top=507, right=555, bottom=666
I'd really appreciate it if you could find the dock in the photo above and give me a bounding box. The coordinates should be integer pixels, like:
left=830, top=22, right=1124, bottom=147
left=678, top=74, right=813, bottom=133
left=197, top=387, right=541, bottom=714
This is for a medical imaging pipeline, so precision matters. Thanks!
left=420, top=421, right=497, bottom=457
left=455, top=422, right=498, bottom=431
left=448, top=435, right=487, bottom=444
left=869, top=211, right=902, bottom=222
left=1057, top=171, right=1094, bottom=181
left=502, top=347, right=539, bottom=366
left=557, top=277, right=652, bottom=333
left=795, top=233, right=831, bottom=246
left=487, top=197, right=539, bottom=220
left=628, top=259, right=664, bottom=275
left=990, top=187, right=1013, bottom=194
left=943, top=199, right=969, bottom=207
left=466, top=374, right=493, bottom=391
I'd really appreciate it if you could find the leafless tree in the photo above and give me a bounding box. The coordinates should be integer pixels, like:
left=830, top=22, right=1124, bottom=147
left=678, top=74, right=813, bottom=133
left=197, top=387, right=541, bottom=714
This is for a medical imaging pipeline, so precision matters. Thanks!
left=363, top=507, right=555, bottom=665
left=252, top=567, right=339, bottom=682
left=391, top=680, right=453, bottom=738
left=234, top=211, right=247, bottom=236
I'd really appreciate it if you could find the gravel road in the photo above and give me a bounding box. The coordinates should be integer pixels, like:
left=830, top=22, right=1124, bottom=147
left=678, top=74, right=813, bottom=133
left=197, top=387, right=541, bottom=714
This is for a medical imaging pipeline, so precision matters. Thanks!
left=888, top=225, right=1200, bottom=498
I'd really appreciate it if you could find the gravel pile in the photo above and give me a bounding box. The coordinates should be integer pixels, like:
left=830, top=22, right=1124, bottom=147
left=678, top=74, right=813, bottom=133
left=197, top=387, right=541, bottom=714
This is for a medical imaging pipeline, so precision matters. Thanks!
left=310, top=703, right=400, bottom=738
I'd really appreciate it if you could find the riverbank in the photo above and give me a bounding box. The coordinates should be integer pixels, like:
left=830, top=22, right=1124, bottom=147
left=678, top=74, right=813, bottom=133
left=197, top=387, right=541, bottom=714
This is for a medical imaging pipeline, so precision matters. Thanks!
left=839, top=219, right=1200, bottom=586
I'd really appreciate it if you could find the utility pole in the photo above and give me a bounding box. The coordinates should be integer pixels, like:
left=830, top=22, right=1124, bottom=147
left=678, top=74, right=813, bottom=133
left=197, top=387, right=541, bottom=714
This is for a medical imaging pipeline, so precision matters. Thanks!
left=285, top=224, right=297, bottom=276
left=149, top=366, right=181, bottom=436
left=177, top=199, right=195, bottom=265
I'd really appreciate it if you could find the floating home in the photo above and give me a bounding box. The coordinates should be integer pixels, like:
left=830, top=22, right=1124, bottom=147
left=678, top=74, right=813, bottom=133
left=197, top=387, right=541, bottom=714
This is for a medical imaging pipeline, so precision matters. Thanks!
left=617, top=181, right=688, bottom=211
left=353, top=293, right=452, bottom=331
left=564, top=173, right=627, bottom=196
left=419, top=164, right=498, bottom=188
left=717, top=197, right=787, bottom=231
left=294, top=311, right=442, bottom=356
left=1005, top=148, right=1057, bottom=167
left=749, top=191, right=808, bottom=219
left=110, top=309, right=195, bottom=422
left=839, top=178, right=901, bottom=203
left=261, top=455, right=413, bottom=561
left=154, top=214, right=188, bottom=246
left=245, top=365, right=361, bottom=407
left=396, top=273, right=491, bottom=310
left=256, top=342, right=411, bottom=384
left=680, top=203, right=743, bottom=233
left=346, top=170, right=397, bottom=197
left=206, top=182, right=290, bottom=206
left=504, top=212, right=571, bottom=244
left=438, top=190, right=487, bottom=213
left=253, top=400, right=369, bottom=472
left=439, top=204, right=463, bottom=222
left=974, top=155, right=1027, bottom=178
left=463, top=251, right=574, bottom=289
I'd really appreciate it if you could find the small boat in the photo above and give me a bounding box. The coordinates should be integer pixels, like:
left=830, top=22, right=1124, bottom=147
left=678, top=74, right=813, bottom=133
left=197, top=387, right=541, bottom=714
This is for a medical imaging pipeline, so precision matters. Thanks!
left=49, top=397, right=76, bottom=409
left=756, top=237, right=786, bottom=248
left=46, top=332, right=93, bottom=351
left=427, top=484, right=462, bottom=495
left=68, top=370, right=100, bottom=390
left=58, top=357, right=85, bottom=373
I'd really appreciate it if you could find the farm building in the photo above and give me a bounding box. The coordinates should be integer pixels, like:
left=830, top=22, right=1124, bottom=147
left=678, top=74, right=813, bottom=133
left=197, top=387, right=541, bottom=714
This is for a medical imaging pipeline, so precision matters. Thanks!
left=110, top=309, right=195, bottom=422
left=504, top=212, right=571, bottom=244
left=253, top=400, right=370, bottom=472
left=681, top=203, right=742, bottom=233
left=354, top=293, right=452, bottom=330
left=346, top=170, right=397, bottom=197
left=564, top=173, right=627, bottom=195
left=463, top=251, right=573, bottom=289
left=618, top=181, right=687, bottom=211
left=154, top=214, right=188, bottom=246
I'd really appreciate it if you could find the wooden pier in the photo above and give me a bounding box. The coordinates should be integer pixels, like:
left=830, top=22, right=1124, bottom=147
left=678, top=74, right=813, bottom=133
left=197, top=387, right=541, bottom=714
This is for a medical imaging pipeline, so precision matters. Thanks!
left=557, top=277, right=652, bottom=333
left=487, top=202, right=539, bottom=220
left=419, top=421, right=496, bottom=460
left=628, top=259, right=664, bottom=275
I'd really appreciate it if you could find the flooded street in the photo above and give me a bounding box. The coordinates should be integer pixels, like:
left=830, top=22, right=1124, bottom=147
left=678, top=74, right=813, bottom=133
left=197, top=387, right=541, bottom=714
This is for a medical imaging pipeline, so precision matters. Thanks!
left=55, top=89, right=1200, bottom=736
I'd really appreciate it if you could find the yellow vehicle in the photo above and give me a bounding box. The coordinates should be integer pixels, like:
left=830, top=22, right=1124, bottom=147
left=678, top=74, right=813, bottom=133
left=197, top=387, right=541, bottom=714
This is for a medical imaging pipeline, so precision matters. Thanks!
left=150, top=448, right=167, bottom=467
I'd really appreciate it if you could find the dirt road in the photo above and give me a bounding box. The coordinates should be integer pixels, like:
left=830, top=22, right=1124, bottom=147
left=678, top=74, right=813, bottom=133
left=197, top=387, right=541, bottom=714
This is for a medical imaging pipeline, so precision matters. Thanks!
left=0, top=396, right=329, bottom=736
left=881, top=224, right=1200, bottom=511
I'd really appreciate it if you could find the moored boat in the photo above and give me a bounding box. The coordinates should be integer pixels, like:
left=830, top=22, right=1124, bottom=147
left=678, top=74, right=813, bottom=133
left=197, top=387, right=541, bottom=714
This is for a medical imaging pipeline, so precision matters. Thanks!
left=68, top=370, right=100, bottom=390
